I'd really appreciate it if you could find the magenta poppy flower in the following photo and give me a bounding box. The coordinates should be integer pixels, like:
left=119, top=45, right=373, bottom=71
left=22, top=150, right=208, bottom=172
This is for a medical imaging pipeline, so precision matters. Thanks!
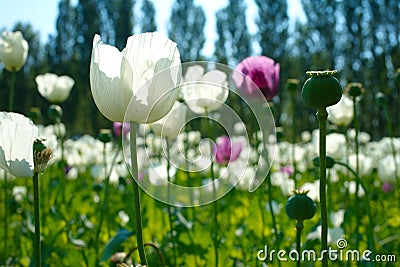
left=233, top=56, right=280, bottom=101
left=113, top=122, right=130, bottom=137
left=213, top=136, right=242, bottom=165
left=382, top=182, right=394, bottom=193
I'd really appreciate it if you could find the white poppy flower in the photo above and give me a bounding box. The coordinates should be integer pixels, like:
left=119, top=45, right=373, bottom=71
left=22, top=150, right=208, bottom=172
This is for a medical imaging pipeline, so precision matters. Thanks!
left=150, top=101, right=187, bottom=139
left=181, top=65, right=229, bottom=114
left=327, top=95, right=354, bottom=126
left=377, top=155, right=400, bottom=183
left=348, top=153, right=373, bottom=176
left=90, top=32, right=181, bottom=123
left=35, top=73, right=75, bottom=103
left=0, top=31, right=28, bottom=71
left=0, top=112, right=38, bottom=177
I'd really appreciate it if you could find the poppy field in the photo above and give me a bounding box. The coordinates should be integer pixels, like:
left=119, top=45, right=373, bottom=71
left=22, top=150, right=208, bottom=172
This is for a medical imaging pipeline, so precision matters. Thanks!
left=0, top=27, right=400, bottom=267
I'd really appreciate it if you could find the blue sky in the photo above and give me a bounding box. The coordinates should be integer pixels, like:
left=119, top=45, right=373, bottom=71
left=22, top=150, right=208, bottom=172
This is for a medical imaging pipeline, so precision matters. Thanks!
left=0, top=0, right=305, bottom=56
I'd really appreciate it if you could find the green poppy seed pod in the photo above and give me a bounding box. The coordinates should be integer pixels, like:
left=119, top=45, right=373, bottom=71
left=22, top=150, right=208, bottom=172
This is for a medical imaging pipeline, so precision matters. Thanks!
left=301, top=70, right=342, bottom=108
left=98, top=129, right=112, bottom=143
left=313, top=156, right=335, bottom=169
left=286, top=78, right=300, bottom=94
left=345, top=82, right=364, bottom=98
left=285, top=190, right=316, bottom=221
left=48, top=104, right=63, bottom=123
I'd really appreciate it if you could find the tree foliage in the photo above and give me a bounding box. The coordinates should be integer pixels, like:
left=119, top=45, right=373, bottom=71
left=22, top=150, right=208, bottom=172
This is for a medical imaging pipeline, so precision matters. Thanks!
left=0, top=0, right=399, bottom=138
left=168, top=0, right=206, bottom=61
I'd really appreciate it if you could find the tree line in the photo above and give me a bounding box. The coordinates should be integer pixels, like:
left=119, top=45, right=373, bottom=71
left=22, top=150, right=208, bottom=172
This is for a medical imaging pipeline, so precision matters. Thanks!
left=0, top=0, right=399, bottom=140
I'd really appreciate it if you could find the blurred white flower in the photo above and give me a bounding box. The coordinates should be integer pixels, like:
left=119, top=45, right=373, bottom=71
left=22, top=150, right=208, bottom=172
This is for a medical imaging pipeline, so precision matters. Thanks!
left=301, top=131, right=311, bottom=143
left=300, top=180, right=320, bottom=202
left=12, top=186, right=27, bottom=202
left=348, top=153, right=373, bottom=176
left=148, top=162, right=176, bottom=186
left=181, top=65, right=229, bottom=114
left=0, top=31, right=28, bottom=71
left=306, top=225, right=345, bottom=245
left=347, top=129, right=371, bottom=144
left=35, top=73, right=75, bottom=103
left=118, top=210, right=130, bottom=226
left=0, top=112, right=38, bottom=177
left=344, top=181, right=365, bottom=196
left=330, top=209, right=345, bottom=227
left=313, top=131, right=347, bottom=160
left=150, top=101, right=187, bottom=139
left=377, top=155, right=400, bottom=183
left=270, top=171, right=294, bottom=196
left=327, top=95, right=354, bottom=126
left=265, top=200, right=282, bottom=215
left=90, top=32, right=181, bottom=123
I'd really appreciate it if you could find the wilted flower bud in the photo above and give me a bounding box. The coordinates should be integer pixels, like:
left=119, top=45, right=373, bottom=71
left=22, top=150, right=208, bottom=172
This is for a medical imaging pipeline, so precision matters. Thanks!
left=48, top=105, right=63, bottom=123
left=344, top=82, right=364, bottom=98
left=33, top=139, right=53, bottom=174
left=98, top=129, right=112, bottom=143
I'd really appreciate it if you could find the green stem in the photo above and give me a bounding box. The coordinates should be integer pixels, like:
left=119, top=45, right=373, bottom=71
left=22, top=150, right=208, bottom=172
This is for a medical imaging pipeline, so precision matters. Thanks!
left=267, top=173, right=281, bottom=267
left=296, top=220, right=303, bottom=267
left=33, top=173, right=41, bottom=267
left=130, top=122, right=148, bottom=265
left=205, top=110, right=218, bottom=267
left=291, top=92, right=297, bottom=189
left=317, top=108, right=328, bottom=267
left=335, top=161, right=376, bottom=254
left=258, top=186, right=266, bottom=242
left=352, top=97, right=360, bottom=253
left=8, top=71, right=16, bottom=111
left=183, top=126, right=199, bottom=267
left=166, top=139, right=177, bottom=266
left=3, top=173, right=8, bottom=265
left=55, top=123, right=66, bottom=203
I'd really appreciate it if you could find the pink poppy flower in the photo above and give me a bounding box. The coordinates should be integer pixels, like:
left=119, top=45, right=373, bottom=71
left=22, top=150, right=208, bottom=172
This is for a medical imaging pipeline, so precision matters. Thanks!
left=213, top=136, right=242, bottom=165
left=233, top=56, right=280, bottom=101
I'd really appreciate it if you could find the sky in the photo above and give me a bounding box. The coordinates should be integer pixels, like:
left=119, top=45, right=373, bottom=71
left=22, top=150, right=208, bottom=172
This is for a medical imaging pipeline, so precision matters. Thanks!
left=0, top=0, right=305, bottom=56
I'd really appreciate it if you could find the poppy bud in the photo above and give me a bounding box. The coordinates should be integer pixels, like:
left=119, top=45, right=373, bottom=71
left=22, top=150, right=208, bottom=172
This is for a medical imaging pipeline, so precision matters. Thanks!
left=98, top=129, right=112, bottom=143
